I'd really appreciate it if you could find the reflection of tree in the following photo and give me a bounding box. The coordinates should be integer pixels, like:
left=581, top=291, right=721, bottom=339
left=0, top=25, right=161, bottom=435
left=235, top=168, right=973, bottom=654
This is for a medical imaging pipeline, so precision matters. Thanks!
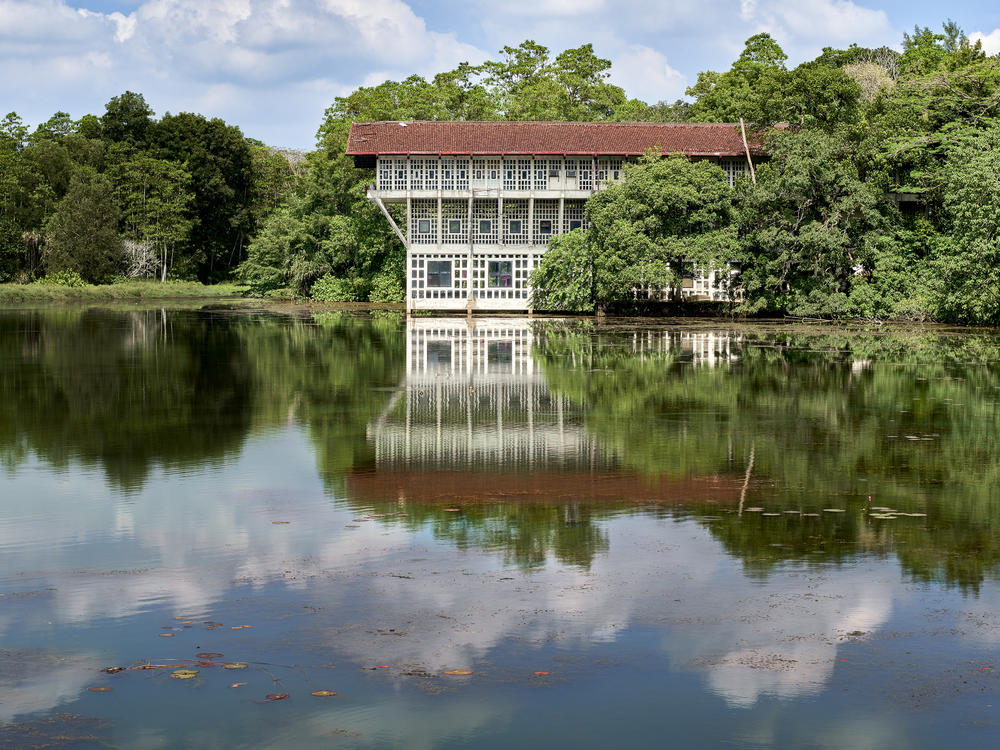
left=0, top=308, right=253, bottom=490
left=532, top=321, right=1000, bottom=590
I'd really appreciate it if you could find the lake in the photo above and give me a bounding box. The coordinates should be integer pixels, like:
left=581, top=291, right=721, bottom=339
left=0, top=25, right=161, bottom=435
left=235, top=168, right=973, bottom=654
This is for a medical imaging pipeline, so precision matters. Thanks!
left=1, top=306, right=998, bottom=748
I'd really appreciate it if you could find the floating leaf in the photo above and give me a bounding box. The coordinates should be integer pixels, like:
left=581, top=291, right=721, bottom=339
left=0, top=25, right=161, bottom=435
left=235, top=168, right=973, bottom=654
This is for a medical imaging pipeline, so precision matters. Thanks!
left=345, top=525, right=360, bottom=528
left=159, top=633, right=175, bottom=637
left=533, top=671, right=550, bottom=676
left=231, top=682, right=247, bottom=687
left=311, top=690, right=338, bottom=697
left=196, top=653, right=223, bottom=659
left=265, top=693, right=289, bottom=701
left=132, top=663, right=170, bottom=670
left=272, top=521, right=290, bottom=525
left=376, top=665, right=389, bottom=669
left=443, top=669, right=473, bottom=675
left=101, top=667, right=124, bottom=674
left=223, top=662, right=248, bottom=670
left=89, top=686, right=113, bottom=692
left=170, top=669, right=199, bottom=680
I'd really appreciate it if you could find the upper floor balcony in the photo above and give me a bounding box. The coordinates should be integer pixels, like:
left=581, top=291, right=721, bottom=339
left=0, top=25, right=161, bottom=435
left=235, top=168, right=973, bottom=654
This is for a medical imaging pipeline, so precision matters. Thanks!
left=374, top=156, right=623, bottom=201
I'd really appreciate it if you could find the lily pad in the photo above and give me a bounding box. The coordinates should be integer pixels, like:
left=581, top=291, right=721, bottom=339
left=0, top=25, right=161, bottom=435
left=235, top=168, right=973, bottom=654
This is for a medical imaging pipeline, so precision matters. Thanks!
left=170, top=669, right=199, bottom=679
left=443, top=669, right=473, bottom=675
left=223, top=662, right=248, bottom=670
left=311, top=690, right=338, bottom=696
left=88, top=686, right=113, bottom=692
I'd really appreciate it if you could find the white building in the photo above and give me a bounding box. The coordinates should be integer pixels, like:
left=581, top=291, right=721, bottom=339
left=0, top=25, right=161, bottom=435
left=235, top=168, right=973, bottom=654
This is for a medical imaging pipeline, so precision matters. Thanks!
left=346, top=121, right=758, bottom=312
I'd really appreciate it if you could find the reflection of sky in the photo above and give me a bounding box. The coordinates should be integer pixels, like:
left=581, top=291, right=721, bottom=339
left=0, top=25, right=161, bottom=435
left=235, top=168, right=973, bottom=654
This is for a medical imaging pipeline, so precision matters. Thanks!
left=5, top=419, right=994, bottom=743
left=4, top=318, right=1000, bottom=747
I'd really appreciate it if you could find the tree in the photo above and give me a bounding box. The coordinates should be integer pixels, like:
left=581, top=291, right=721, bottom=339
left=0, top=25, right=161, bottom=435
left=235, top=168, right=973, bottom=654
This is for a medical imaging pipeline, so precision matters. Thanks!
left=44, top=171, right=122, bottom=282
left=107, top=147, right=194, bottom=279
left=687, top=34, right=788, bottom=125
left=152, top=112, right=255, bottom=281
left=101, top=91, right=154, bottom=146
left=532, top=154, right=737, bottom=310
left=930, top=123, right=1000, bottom=324
left=736, top=129, right=886, bottom=316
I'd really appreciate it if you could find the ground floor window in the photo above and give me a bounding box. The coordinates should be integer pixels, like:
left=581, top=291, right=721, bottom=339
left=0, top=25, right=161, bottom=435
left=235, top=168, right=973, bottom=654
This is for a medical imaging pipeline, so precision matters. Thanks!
left=427, top=260, right=452, bottom=287
left=488, top=261, right=512, bottom=287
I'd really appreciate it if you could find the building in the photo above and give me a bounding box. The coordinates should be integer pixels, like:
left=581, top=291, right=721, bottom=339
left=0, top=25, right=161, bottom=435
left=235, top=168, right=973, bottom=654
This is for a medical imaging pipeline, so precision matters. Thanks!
left=346, top=121, right=760, bottom=313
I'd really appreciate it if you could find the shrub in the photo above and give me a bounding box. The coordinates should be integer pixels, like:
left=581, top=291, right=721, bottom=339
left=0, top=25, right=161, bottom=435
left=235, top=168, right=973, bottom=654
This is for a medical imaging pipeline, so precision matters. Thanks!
left=368, top=272, right=404, bottom=303
left=310, top=274, right=368, bottom=302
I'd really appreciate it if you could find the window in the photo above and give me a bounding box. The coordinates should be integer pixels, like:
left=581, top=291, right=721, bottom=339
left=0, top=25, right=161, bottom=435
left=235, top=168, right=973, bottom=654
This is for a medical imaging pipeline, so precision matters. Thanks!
left=418, top=219, right=431, bottom=233
left=539, top=220, right=552, bottom=234
left=488, top=341, right=512, bottom=372
left=490, top=169, right=498, bottom=180
left=569, top=220, right=582, bottom=231
left=566, top=169, right=577, bottom=177
left=427, top=260, right=452, bottom=287
left=449, top=220, right=462, bottom=234
left=549, top=169, right=560, bottom=178
left=479, top=220, right=492, bottom=234
left=509, top=220, right=522, bottom=234
left=489, top=260, right=512, bottom=287
left=426, top=341, right=452, bottom=369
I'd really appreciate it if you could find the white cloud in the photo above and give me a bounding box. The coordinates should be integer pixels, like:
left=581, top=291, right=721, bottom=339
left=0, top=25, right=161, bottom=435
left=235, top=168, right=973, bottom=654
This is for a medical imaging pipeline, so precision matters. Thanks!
left=970, top=28, right=1000, bottom=56
left=609, top=45, right=687, bottom=104
left=0, top=0, right=489, bottom=147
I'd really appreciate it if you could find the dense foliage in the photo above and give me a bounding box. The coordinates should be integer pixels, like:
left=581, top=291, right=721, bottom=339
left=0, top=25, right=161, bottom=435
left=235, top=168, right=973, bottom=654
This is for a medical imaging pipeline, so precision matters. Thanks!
left=529, top=24, right=1000, bottom=321
left=0, top=93, right=293, bottom=284
left=5, top=25, right=1000, bottom=321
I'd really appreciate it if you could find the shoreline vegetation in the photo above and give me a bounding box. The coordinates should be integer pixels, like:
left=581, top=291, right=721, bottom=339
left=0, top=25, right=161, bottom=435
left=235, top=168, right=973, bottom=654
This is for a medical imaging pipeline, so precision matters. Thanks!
left=4, top=24, right=1000, bottom=323
left=0, top=280, right=246, bottom=303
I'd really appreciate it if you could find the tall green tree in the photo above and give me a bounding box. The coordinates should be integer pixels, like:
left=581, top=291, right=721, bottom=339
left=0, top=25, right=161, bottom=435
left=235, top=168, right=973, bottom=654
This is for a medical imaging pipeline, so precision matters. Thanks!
left=44, top=171, right=122, bottom=282
left=152, top=112, right=255, bottom=282
left=533, top=154, right=736, bottom=310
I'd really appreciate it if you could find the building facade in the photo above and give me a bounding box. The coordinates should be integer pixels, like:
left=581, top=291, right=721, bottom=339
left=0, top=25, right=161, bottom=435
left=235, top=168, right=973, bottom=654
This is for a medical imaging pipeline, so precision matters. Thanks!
left=346, top=121, right=759, bottom=312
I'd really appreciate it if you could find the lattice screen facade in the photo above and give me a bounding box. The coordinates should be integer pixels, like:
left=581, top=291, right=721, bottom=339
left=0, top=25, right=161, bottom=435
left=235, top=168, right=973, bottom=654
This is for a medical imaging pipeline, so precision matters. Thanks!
left=533, top=200, right=560, bottom=244
left=719, top=159, right=751, bottom=187
left=441, top=200, right=467, bottom=245
left=502, top=200, right=529, bottom=245
left=410, top=253, right=469, bottom=299
left=471, top=200, right=499, bottom=244
left=409, top=199, right=437, bottom=244
left=470, top=254, right=531, bottom=300
left=563, top=200, right=588, bottom=233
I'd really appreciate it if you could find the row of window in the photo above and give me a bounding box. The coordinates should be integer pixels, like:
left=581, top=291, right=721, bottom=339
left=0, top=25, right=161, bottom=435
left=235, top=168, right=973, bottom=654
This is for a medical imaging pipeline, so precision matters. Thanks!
left=423, top=260, right=514, bottom=288
left=378, top=157, right=622, bottom=192
left=415, top=219, right=581, bottom=236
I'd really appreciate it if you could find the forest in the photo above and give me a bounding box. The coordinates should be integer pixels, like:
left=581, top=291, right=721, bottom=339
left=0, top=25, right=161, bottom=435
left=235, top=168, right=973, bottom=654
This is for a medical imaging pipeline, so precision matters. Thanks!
left=2, top=22, right=999, bottom=322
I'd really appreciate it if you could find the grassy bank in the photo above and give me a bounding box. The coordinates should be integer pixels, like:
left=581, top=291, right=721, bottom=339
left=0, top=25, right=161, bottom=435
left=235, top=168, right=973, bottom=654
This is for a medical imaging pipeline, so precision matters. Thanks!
left=0, top=280, right=246, bottom=303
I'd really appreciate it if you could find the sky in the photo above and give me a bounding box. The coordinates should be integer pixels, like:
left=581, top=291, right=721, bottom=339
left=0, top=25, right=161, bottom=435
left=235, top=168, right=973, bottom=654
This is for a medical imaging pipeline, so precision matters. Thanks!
left=1, top=1, right=999, bottom=149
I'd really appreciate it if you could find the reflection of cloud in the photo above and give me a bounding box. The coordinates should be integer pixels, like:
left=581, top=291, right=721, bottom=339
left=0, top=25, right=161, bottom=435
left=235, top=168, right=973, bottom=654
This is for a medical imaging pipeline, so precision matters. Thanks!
left=0, top=651, right=97, bottom=723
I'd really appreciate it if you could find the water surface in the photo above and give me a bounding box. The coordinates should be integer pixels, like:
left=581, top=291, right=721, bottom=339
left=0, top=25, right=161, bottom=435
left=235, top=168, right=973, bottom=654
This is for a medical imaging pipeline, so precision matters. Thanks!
left=1, top=307, right=998, bottom=748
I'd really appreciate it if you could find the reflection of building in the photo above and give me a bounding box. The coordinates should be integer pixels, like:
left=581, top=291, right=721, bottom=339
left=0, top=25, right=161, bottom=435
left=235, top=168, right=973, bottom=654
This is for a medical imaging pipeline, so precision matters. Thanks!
left=354, top=320, right=745, bottom=504
left=347, top=122, right=757, bottom=311
left=373, top=318, right=592, bottom=472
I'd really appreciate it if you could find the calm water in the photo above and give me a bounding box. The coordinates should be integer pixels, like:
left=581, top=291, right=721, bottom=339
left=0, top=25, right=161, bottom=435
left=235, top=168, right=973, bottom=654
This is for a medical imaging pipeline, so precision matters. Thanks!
left=1, top=306, right=999, bottom=749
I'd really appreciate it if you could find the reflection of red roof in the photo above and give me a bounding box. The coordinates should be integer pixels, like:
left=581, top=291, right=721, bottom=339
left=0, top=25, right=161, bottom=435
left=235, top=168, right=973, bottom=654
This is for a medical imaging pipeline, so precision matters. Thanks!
left=347, top=470, right=744, bottom=504
left=347, top=121, right=761, bottom=157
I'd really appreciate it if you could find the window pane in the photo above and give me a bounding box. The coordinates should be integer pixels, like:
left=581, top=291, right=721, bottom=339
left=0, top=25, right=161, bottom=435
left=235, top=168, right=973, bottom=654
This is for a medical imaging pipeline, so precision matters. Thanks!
left=569, top=220, right=582, bottom=231
left=539, top=220, right=552, bottom=234
left=418, top=219, right=431, bottom=233
left=449, top=220, right=462, bottom=234
left=488, top=261, right=513, bottom=288
left=509, top=220, right=521, bottom=234
left=479, top=220, right=491, bottom=234
left=427, top=260, right=452, bottom=287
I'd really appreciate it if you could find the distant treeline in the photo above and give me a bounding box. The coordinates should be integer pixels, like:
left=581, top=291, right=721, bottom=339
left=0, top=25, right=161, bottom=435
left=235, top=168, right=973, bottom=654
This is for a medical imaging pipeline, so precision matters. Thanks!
left=5, top=24, right=1000, bottom=322
left=0, top=92, right=293, bottom=284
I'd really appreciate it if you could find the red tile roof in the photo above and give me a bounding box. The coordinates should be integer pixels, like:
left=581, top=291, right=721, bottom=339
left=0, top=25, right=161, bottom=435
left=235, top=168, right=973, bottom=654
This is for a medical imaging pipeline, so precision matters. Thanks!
left=346, top=121, right=762, bottom=158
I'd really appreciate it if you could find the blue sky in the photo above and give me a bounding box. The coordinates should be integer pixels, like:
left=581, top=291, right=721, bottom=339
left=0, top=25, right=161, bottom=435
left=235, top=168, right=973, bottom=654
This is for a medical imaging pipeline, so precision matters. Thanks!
left=2, top=1, right=998, bottom=149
